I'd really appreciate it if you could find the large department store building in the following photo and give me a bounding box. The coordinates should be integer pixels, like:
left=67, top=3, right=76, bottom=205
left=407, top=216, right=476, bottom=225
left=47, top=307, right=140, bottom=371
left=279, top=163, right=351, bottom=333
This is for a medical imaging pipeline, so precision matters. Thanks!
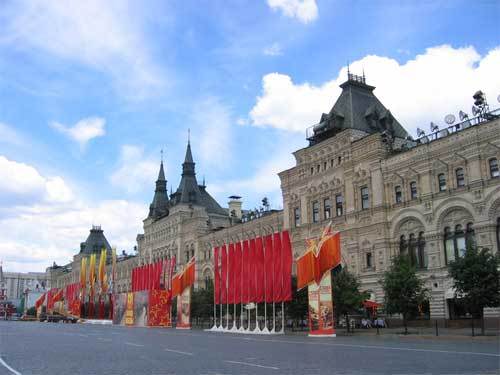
left=49, top=73, right=500, bottom=322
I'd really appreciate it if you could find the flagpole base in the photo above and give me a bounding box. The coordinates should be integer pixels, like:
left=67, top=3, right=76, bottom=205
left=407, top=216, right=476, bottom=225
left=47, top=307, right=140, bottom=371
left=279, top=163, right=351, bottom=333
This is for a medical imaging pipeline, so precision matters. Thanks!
left=253, top=327, right=262, bottom=334
left=230, top=323, right=238, bottom=332
left=261, top=326, right=270, bottom=334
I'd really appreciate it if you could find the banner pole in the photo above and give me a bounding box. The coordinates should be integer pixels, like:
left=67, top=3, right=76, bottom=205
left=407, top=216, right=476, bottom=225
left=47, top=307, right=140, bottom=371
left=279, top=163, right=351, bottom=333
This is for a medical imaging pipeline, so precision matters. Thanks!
left=272, top=302, right=276, bottom=333
left=280, top=301, right=285, bottom=334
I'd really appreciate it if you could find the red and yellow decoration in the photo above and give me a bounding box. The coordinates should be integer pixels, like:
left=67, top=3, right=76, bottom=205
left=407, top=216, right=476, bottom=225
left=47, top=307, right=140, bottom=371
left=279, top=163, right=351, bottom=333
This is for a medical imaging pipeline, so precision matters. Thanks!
left=148, top=290, right=172, bottom=327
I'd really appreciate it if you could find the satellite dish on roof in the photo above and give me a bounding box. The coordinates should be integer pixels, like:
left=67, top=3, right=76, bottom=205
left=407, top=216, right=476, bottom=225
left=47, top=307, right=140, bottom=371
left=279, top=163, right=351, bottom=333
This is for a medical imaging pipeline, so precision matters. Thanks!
left=472, top=106, right=481, bottom=116
left=430, top=122, right=439, bottom=133
left=444, top=114, right=456, bottom=125
left=497, top=94, right=500, bottom=103
left=416, top=128, right=425, bottom=137
left=459, top=111, right=469, bottom=121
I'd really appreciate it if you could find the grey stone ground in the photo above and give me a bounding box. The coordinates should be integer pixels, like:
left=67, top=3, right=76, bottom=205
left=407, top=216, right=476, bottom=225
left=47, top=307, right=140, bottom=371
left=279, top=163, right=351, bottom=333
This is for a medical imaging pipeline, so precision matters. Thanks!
left=0, top=321, right=499, bottom=375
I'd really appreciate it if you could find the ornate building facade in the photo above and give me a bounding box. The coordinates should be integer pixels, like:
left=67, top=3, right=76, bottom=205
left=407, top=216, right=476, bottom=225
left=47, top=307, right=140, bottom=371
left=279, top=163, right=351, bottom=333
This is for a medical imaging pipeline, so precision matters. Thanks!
left=48, top=74, right=500, bottom=321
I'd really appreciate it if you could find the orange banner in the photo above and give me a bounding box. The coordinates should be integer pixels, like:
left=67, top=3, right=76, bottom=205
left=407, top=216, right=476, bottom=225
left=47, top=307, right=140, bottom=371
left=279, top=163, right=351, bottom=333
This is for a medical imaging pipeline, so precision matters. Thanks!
left=172, top=259, right=195, bottom=297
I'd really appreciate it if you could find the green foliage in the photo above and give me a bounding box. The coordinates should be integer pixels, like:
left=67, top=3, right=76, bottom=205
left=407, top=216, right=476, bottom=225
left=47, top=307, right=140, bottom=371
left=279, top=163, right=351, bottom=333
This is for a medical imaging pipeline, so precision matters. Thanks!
left=190, top=282, right=214, bottom=319
left=448, top=247, right=500, bottom=316
left=332, top=268, right=368, bottom=319
left=286, top=277, right=308, bottom=320
left=26, top=306, right=36, bottom=316
left=381, top=254, right=428, bottom=332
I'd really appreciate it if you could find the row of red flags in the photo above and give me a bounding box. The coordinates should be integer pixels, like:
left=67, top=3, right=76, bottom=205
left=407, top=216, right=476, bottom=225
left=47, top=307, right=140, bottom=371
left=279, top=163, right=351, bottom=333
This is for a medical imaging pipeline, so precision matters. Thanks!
left=131, top=257, right=176, bottom=292
left=213, top=230, right=293, bottom=305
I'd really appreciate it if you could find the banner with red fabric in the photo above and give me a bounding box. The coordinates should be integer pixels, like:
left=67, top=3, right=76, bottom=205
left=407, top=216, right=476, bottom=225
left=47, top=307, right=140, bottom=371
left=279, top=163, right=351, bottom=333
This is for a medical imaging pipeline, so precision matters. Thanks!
left=234, top=241, right=242, bottom=304
left=273, top=232, right=283, bottom=302
left=264, top=234, right=274, bottom=303
left=213, top=246, right=220, bottom=304
left=220, top=244, right=227, bottom=304
left=35, top=293, right=46, bottom=309
left=241, top=240, right=249, bottom=303
left=148, top=289, right=172, bottom=327
left=255, top=236, right=265, bottom=303
left=228, top=243, right=235, bottom=304
left=281, top=230, right=293, bottom=301
left=248, top=238, right=256, bottom=302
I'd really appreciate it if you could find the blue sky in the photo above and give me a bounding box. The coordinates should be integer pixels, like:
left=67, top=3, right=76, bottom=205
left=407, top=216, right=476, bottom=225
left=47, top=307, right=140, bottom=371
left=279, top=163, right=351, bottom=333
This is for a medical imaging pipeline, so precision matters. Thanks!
left=1, top=0, right=499, bottom=272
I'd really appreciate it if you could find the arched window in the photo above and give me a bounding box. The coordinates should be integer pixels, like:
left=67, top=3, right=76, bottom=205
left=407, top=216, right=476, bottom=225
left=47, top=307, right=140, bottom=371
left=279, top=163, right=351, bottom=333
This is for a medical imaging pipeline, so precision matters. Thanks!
left=489, top=158, right=499, bottom=178
left=443, top=225, right=468, bottom=264
left=438, top=173, right=447, bottom=192
left=455, top=168, right=465, bottom=187
left=410, top=181, right=417, bottom=200
left=394, top=185, right=402, bottom=203
left=465, top=222, right=475, bottom=249
left=409, top=233, right=417, bottom=265
left=399, top=235, right=407, bottom=255
left=417, top=232, right=426, bottom=268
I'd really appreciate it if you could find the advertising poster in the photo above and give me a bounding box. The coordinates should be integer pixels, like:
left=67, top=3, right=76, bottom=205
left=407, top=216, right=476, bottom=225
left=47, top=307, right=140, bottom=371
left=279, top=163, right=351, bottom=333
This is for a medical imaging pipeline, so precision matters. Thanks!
left=113, top=293, right=127, bottom=325
left=176, top=287, right=191, bottom=329
left=308, top=273, right=335, bottom=336
left=125, top=292, right=134, bottom=326
left=148, top=290, right=172, bottom=327
left=133, top=291, right=149, bottom=327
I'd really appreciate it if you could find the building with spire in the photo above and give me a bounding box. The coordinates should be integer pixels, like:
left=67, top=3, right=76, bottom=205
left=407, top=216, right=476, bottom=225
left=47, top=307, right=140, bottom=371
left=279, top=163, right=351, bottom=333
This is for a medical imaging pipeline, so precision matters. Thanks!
left=47, top=72, right=500, bottom=324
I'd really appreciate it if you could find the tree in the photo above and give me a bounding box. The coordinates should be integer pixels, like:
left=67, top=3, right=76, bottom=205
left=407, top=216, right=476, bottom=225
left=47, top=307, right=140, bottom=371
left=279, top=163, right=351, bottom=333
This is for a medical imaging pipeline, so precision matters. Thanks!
left=332, top=268, right=369, bottom=333
left=190, top=282, right=214, bottom=321
left=448, top=246, right=500, bottom=335
left=286, top=277, right=308, bottom=324
left=381, top=254, right=428, bottom=334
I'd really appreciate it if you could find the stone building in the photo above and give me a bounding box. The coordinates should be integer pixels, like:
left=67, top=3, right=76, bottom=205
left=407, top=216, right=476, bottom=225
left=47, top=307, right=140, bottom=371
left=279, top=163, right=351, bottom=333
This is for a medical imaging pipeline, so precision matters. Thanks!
left=48, top=73, right=500, bottom=321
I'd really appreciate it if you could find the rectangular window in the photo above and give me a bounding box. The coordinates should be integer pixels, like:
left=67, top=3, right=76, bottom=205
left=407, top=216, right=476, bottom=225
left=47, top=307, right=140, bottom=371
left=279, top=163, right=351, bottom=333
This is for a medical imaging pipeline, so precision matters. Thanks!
left=445, top=239, right=455, bottom=263
left=312, top=201, right=319, bottom=223
left=456, top=168, right=465, bottom=187
left=410, top=181, right=417, bottom=200
left=366, top=252, right=372, bottom=268
left=294, top=207, right=301, bottom=227
left=438, top=173, right=447, bottom=192
left=335, top=194, right=343, bottom=216
left=395, top=186, right=402, bottom=203
left=361, top=186, right=369, bottom=210
left=489, top=158, right=499, bottom=178
left=324, top=198, right=331, bottom=220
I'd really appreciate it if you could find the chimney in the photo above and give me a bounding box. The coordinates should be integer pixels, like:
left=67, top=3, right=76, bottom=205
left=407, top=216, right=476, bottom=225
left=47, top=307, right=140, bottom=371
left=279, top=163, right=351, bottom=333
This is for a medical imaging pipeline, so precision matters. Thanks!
left=228, top=196, right=242, bottom=219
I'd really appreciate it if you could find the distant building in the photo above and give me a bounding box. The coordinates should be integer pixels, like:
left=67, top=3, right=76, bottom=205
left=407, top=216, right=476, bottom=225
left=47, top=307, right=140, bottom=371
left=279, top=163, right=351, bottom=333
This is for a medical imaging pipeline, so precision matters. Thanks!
left=48, top=73, right=500, bottom=322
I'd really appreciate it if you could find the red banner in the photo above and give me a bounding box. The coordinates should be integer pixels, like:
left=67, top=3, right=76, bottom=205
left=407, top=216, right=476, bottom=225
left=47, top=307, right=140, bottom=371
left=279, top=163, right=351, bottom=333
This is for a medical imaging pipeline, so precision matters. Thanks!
left=221, top=245, right=227, bottom=304
left=35, top=293, right=46, bottom=309
left=248, top=238, right=256, bottom=302
left=254, top=237, right=265, bottom=303
left=214, top=246, right=220, bottom=304
left=264, top=234, right=274, bottom=303
left=234, top=241, right=242, bottom=303
left=242, top=240, right=249, bottom=303
left=228, top=243, right=235, bottom=304
left=273, top=232, right=283, bottom=302
left=282, top=230, right=293, bottom=301
left=148, top=289, right=172, bottom=327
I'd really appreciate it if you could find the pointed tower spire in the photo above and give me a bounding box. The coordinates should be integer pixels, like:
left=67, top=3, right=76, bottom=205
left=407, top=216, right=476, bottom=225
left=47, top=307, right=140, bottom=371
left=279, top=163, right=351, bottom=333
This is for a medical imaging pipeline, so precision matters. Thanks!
left=148, top=155, right=169, bottom=219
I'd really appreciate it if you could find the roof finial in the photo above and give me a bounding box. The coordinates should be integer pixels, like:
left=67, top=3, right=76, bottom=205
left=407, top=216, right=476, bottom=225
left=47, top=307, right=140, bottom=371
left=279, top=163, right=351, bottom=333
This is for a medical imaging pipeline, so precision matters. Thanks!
left=203, top=175, right=206, bottom=186
left=160, top=149, right=163, bottom=163
left=347, top=61, right=350, bottom=75
left=188, top=128, right=190, bottom=144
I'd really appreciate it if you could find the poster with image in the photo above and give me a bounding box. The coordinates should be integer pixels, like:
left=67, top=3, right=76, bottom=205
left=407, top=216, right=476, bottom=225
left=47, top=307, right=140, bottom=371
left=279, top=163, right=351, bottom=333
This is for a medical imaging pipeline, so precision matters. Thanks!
left=113, top=293, right=127, bottom=325
left=133, top=291, right=149, bottom=327
left=308, top=273, right=335, bottom=336
left=176, top=287, right=191, bottom=329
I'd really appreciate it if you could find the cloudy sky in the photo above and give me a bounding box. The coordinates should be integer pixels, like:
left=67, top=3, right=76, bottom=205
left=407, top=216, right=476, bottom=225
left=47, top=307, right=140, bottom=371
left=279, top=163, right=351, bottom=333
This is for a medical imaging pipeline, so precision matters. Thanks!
left=0, top=0, right=499, bottom=272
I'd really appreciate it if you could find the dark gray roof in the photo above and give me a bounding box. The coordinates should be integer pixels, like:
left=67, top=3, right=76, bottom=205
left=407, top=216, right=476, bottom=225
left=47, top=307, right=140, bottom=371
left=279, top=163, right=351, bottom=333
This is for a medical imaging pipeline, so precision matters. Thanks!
left=148, top=161, right=169, bottom=219
left=308, top=75, right=409, bottom=145
left=170, top=142, right=227, bottom=216
left=79, top=226, right=112, bottom=255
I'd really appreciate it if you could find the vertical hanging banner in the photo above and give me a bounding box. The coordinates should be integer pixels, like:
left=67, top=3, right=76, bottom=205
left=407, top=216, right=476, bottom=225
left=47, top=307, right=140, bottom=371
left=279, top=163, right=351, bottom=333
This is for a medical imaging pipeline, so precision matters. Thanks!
left=125, top=292, right=134, bottom=326
left=307, top=273, right=334, bottom=336
left=172, top=258, right=195, bottom=329
left=176, top=287, right=191, bottom=329
left=149, top=290, right=172, bottom=327
left=296, top=224, right=341, bottom=337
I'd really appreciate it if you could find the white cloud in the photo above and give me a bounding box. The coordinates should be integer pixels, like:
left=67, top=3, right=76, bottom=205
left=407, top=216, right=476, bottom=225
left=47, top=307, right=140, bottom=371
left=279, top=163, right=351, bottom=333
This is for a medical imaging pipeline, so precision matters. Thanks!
left=267, top=0, right=318, bottom=24
left=3, top=0, right=165, bottom=98
left=192, top=97, right=233, bottom=169
left=50, top=117, right=105, bottom=150
left=250, top=45, right=500, bottom=137
left=110, top=145, right=159, bottom=194
left=0, top=122, right=24, bottom=146
left=0, top=156, right=73, bottom=204
left=0, top=156, right=147, bottom=272
left=263, top=43, right=283, bottom=56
